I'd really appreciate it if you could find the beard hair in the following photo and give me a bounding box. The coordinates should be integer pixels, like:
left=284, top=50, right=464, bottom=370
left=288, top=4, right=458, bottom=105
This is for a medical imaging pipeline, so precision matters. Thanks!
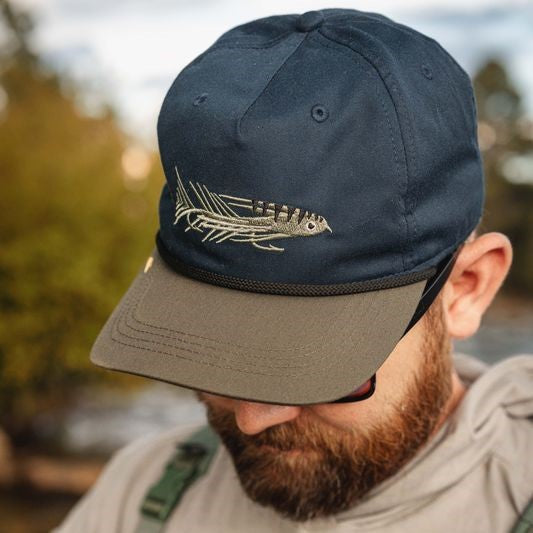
left=200, top=295, right=453, bottom=522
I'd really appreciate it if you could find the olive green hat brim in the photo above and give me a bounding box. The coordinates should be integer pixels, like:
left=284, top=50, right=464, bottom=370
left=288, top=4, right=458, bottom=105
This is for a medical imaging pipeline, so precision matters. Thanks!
left=90, top=249, right=426, bottom=405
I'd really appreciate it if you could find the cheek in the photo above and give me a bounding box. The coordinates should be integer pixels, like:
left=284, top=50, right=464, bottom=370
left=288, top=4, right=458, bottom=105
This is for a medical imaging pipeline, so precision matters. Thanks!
left=309, top=380, right=401, bottom=431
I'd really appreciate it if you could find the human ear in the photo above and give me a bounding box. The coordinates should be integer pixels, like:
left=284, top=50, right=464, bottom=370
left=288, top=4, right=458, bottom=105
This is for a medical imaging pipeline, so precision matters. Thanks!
left=441, top=232, right=513, bottom=339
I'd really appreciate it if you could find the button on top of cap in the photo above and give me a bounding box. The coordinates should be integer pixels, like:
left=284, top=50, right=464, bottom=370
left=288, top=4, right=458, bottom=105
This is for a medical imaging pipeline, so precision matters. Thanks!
left=296, top=10, right=325, bottom=32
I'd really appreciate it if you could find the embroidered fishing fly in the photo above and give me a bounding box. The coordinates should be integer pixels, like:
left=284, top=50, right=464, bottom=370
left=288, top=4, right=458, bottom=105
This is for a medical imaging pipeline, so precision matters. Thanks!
left=173, top=166, right=332, bottom=253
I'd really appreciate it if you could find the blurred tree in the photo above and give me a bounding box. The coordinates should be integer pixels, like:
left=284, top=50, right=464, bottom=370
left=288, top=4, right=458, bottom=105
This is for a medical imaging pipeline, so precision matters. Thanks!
left=0, top=0, right=164, bottom=447
left=473, top=59, right=533, bottom=296
left=0, top=0, right=37, bottom=67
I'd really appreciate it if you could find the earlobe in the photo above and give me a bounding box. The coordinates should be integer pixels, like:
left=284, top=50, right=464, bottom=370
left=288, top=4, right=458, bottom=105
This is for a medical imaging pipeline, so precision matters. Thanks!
left=442, top=232, right=513, bottom=339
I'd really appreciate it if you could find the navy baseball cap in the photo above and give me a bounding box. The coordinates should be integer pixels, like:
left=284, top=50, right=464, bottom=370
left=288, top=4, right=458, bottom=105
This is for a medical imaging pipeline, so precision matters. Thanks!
left=90, top=8, right=483, bottom=404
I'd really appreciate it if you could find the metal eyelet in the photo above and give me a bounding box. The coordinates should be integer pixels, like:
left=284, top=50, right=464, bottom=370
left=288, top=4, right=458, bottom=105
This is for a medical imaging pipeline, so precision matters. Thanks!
left=311, top=104, right=329, bottom=123
left=421, top=65, right=433, bottom=80
left=193, top=93, right=208, bottom=106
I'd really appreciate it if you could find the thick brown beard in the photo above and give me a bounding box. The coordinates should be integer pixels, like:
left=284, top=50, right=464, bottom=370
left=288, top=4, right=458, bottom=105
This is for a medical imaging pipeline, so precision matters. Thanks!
left=200, top=297, right=452, bottom=522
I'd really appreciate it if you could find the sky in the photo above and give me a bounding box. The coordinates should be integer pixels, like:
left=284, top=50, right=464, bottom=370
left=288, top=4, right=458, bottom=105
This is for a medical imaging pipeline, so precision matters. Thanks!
left=11, top=0, right=533, bottom=145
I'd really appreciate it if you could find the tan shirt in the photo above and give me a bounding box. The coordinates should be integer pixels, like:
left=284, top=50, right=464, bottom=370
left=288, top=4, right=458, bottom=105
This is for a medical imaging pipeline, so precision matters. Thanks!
left=52, top=353, right=533, bottom=533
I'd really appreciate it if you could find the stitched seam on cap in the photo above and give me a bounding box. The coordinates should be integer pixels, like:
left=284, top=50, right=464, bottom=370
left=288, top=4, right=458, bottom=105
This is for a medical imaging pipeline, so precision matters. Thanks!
left=213, top=29, right=295, bottom=50
left=307, top=37, right=407, bottom=271
left=107, top=269, right=421, bottom=382
left=132, top=270, right=317, bottom=351
left=360, top=14, right=474, bottom=144
left=159, top=29, right=299, bottom=153
left=310, top=33, right=412, bottom=272
left=344, top=17, right=472, bottom=84
left=377, top=89, right=407, bottom=272
left=322, top=13, right=455, bottom=260
left=237, top=32, right=308, bottom=136
left=110, top=295, right=322, bottom=377
left=123, top=279, right=321, bottom=360
left=316, top=27, right=419, bottom=270
left=112, top=280, right=316, bottom=372
left=111, top=264, right=419, bottom=371
left=121, top=266, right=354, bottom=355
left=124, top=311, right=315, bottom=363
left=108, top=271, right=394, bottom=380
left=109, top=336, right=311, bottom=377
left=117, top=316, right=312, bottom=371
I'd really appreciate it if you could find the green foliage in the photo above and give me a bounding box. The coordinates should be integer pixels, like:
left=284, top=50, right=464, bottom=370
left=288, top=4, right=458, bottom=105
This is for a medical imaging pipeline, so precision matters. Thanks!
left=473, top=60, right=533, bottom=295
left=0, top=1, right=164, bottom=441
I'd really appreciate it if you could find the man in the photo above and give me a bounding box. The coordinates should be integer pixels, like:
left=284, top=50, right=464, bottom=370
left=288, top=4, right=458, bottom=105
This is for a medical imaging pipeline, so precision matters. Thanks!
left=54, top=8, right=532, bottom=533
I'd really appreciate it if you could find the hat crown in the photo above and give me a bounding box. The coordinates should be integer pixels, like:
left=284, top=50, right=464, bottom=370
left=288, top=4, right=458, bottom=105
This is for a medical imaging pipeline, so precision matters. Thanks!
left=156, top=8, right=483, bottom=287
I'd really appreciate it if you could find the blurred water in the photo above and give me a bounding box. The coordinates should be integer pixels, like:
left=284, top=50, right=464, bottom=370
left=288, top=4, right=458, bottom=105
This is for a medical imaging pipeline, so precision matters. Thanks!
left=455, top=322, right=533, bottom=364
left=58, top=312, right=532, bottom=455
left=455, top=299, right=533, bottom=363
left=59, top=384, right=206, bottom=455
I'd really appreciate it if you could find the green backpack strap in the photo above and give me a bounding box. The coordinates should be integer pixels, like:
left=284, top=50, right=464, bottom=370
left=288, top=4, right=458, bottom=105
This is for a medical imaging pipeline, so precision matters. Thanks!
left=134, top=425, right=219, bottom=533
left=511, top=499, right=533, bottom=533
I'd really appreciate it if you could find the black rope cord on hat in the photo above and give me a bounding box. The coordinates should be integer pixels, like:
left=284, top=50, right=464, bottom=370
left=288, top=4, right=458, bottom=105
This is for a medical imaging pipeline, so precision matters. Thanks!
left=155, top=231, right=436, bottom=297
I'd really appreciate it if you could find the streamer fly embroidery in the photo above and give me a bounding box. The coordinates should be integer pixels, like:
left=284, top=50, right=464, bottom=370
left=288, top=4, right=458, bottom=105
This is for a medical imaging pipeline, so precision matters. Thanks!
left=173, top=166, right=332, bottom=253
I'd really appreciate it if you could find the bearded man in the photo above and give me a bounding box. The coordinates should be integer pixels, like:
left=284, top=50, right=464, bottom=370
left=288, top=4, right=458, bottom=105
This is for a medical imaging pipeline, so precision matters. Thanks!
left=54, top=8, right=532, bottom=533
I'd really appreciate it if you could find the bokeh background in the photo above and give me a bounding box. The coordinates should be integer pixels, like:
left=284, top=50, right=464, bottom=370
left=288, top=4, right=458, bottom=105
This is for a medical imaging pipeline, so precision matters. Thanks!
left=1, top=0, right=532, bottom=531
